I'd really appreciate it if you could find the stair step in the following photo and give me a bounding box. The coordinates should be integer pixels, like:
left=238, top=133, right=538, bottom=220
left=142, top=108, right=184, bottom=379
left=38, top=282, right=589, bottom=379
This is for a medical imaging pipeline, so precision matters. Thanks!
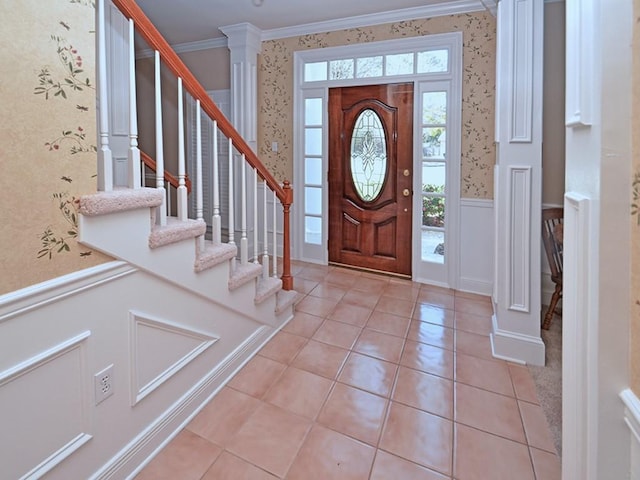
left=194, top=242, right=237, bottom=273
left=255, top=277, right=282, bottom=304
left=228, top=262, right=262, bottom=291
left=79, top=187, right=163, bottom=216
left=149, top=218, right=206, bottom=249
left=275, top=289, right=302, bottom=315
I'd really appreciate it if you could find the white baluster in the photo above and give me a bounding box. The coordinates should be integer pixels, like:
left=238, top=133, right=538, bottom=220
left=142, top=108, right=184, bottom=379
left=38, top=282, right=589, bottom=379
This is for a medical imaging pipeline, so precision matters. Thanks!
left=228, top=139, right=236, bottom=249
left=176, top=78, right=188, bottom=221
left=96, top=0, right=112, bottom=192
left=212, top=120, right=221, bottom=243
left=253, top=168, right=259, bottom=265
left=273, top=189, right=277, bottom=279
left=154, top=51, right=166, bottom=226
left=195, top=100, right=204, bottom=252
left=127, top=19, right=140, bottom=189
left=240, top=155, right=248, bottom=265
left=262, top=179, right=269, bottom=280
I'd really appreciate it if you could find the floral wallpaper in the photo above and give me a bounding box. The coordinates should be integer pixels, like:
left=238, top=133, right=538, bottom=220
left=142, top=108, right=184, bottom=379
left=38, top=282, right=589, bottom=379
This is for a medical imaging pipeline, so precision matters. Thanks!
left=258, top=12, right=496, bottom=199
left=0, top=0, right=109, bottom=295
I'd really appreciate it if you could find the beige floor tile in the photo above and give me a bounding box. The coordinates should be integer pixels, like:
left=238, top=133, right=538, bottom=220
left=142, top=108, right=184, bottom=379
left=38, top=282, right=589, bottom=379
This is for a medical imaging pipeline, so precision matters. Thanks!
left=292, top=339, right=350, bottom=379
left=454, top=290, right=491, bottom=303
left=454, top=424, right=534, bottom=480
left=350, top=276, right=390, bottom=295
left=341, top=289, right=382, bottom=310
left=407, top=320, right=454, bottom=350
left=454, top=383, right=526, bottom=443
left=312, top=319, right=362, bottom=349
left=330, top=302, right=373, bottom=327
left=400, top=340, right=454, bottom=379
left=317, top=383, right=388, bottom=446
left=338, top=352, right=398, bottom=397
left=529, top=447, right=561, bottom=480
left=454, top=311, right=493, bottom=336
left=326, top=269, right=362, bottom=288
left=370, top=450, right=450, bottom=480
left=412, top=303, right=455, bottom=328
left=264, top=366, right=333, bottom=420
left=282, top=312, right=324, bottom=338
left=295, top=295, right=339, bottom=318
left=353, top=328, right=406, bottom=364
left=308, top=282, right=347, bottom=301
left=202, top=452, right=279, bottom=480
left=379, top=402, right=453, bottom=475
left=294, top=278, right=320, bottom=295
left=366, top=311, right=411, bottom=338
left=509, top=364, right=540, bottom=404
left=455, top=329, right=494, bottom=360
left=134, top=429, right=221, bottom=480
left=227, top=355, right=286, bottom=399
left=416, top=290, right=455, bottom=310
left=286, top=425, right=375, bottom=480
left=259, top=331, right=308, bottom=364
left=392, top=366, right=453, bottom=419
left=186, top=387, right=260, bottom=447
left=454, top=296, right=494, bottom=316
left=382, top=282, right=420, bottom=302
left=519, top=401, right=557, bottom=453
left=298, top=265, right=331, bottom=282
left=227, top=403, right=312, bottom=478
left=455, top=352, right=514, bottom=396
left=375, top=295, right=415, bottom=318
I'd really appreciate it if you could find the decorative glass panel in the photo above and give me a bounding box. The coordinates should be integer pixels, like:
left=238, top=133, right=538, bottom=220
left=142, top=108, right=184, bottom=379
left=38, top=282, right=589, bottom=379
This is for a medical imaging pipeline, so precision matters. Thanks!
left=305, top=127, right=322, bottom=156
left=305, top=98, right=323, bottom=125
left=417, top=50, right=448, bottom=73
left=386, top=53, right=414, bottom=75
left=305, top=157, right=322, bottom=185
left=422, top=127, right=446, bottom=159
left=350, top=109, right=387, bottom=202
left=422, top=230, right=445, bottom=264
left=423, top=91, right=447, bottom=124
left=305, top=216, right=322, bottom=245
left=422, top=162, right=446, bottom=192
left=356, top=56, right=383, bottom=78
left=304, top=62, right=327, bottom=82
left=330, top=59, right=354, bottom=80
left=305, top=187, right=322, bottom=216
left=422, top=195, right=445, bottom=228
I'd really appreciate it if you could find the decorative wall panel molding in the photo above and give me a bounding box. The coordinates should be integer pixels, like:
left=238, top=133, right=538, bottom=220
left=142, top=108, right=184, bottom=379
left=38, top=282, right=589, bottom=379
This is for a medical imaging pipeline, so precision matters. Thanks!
left=565, top=0, right=594, bottom=127
left=129, top=312, right=219, bottom=405
left=509, top=0, right=534, bottom=142
left=507, top=166, right=531, bottom=312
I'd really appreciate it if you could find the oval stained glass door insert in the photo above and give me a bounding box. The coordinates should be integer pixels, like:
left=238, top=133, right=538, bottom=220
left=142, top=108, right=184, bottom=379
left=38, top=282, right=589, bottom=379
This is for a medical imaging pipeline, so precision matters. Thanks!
left=350, top=109, right=387, bottom=202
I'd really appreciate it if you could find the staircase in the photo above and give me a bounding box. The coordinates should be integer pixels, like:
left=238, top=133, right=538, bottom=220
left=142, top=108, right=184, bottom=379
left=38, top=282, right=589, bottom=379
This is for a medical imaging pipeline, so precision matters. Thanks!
left=80, top=0, right=298, bottom=328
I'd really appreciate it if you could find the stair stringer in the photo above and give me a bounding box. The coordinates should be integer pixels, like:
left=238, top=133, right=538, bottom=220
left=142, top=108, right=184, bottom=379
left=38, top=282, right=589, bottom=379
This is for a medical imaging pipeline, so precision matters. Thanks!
left=78, top=206, right=292, bottom=327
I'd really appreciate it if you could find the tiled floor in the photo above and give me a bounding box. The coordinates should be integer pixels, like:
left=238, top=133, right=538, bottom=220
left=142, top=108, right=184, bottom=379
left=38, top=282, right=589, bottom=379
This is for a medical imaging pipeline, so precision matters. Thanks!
left=135, top=262, right=561, bottom=480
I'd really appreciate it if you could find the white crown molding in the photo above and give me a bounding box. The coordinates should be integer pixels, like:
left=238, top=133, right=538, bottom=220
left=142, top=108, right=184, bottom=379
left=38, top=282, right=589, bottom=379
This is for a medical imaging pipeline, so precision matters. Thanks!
left=262, top=0, right=488, bottom=41
left=136, top=37, right=228, bottom=59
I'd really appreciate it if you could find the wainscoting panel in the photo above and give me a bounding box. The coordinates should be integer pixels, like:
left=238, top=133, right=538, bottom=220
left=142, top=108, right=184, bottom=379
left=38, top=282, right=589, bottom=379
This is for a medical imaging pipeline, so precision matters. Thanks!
left=459, top=198, right=494, bottom=295
left=622, top=389, right=640, bottom=480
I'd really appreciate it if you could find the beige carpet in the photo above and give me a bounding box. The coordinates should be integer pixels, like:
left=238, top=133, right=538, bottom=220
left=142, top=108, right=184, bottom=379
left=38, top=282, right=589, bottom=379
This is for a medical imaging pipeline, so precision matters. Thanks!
left=528, top=311, right=562, bottom=456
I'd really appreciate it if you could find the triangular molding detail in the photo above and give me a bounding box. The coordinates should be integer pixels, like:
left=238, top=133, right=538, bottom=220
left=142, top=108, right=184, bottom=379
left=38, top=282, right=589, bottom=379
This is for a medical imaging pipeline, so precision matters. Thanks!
left=129, top=311, right=219, bottom=405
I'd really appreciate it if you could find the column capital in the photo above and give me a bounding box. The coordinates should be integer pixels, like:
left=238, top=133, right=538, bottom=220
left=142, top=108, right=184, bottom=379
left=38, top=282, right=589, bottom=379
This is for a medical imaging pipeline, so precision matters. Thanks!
left=219, top=23, right=262, bottom=61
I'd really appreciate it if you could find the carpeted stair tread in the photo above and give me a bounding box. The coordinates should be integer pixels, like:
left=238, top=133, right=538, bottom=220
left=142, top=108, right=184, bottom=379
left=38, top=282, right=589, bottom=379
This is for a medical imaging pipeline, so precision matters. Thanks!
left=79, top=187, right=164, bottom=216
left=275, top=289, right=302, bottom=315
left=194, top=242, right=237, bottom=272
left=149, top=218, right=206, bottom=248
left=228, top=262, right=262, bottom=291
left=255, top=277, right=282, bottom=304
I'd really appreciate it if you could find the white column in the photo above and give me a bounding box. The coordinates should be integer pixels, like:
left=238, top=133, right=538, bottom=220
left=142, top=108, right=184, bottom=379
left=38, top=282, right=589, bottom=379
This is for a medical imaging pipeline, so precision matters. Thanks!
left=491, top=0, right=545, bottom=366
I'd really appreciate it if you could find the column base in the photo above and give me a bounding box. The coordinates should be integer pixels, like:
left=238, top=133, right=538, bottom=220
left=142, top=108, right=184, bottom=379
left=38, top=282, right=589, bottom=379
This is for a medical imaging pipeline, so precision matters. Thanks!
left=490, top=314, right=546, bottom=366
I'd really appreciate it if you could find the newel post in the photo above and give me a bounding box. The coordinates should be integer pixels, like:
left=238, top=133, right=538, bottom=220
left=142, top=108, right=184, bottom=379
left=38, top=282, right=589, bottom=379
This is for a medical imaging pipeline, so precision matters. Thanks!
left=281, top=181, right=294, bottom=290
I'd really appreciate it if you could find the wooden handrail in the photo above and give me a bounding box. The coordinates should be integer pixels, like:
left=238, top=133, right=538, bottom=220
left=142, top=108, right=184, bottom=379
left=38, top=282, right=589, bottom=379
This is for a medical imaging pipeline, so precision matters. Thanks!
left=111, top=0, right=287, bottom=203
left=141, top=150, right=192, bottom=193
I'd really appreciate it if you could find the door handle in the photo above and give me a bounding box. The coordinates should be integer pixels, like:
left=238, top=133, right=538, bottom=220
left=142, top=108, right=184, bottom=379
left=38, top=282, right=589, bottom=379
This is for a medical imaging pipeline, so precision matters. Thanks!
left=402, top=188, right=411, bottom=197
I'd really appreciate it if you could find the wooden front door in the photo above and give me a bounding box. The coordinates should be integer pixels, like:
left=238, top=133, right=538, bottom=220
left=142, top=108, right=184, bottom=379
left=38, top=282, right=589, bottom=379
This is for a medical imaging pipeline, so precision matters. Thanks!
left=328, top=83, right=413, bottom=276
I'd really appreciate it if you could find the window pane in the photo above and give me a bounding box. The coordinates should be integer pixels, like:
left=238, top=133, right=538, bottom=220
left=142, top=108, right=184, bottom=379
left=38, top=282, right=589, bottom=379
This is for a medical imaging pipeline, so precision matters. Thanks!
left=417, top=50, right=448, bottom=73
left=423, top=91, right=447, bottom=124
left=305, top=62, right=327, bottom=82
left=422, top=229, right=445, bottom=264
left=422, top=195, right=445, bottom=228
left=385, top=53, right=414, bottom=75
left=422, top=127, right=446, bottom=159
left=422, top=162, right=445, bottom=192
left=350, top=109, right=387, bottom=202
left=330, top=59, right=354, bottom=80
left=305, top=186, right=322, bottom=215
left=305, top=127, right=322, bottom=155
left=356, top=56, right=383, bottom=78
left=305, top=98, right=323, bottom=125
left=305, top=216, right=322, bottom=245
left=305, top=157, right=322, bottom=185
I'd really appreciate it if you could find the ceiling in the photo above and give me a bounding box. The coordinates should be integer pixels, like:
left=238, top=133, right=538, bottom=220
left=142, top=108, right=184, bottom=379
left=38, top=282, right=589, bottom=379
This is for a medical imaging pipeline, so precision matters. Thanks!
left=134, top=0, right=494, bottom=46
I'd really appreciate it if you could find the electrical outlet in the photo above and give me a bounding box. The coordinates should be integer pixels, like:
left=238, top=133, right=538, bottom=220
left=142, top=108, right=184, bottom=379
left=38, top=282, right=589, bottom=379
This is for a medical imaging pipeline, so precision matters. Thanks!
left=94, top=364, right=114, bottom=405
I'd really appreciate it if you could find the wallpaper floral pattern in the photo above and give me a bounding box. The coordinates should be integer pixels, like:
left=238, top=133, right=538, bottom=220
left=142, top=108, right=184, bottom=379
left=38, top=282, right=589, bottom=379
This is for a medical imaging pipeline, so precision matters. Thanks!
left=0, top=0, right=108, bottom=295
left=258, top=12, right=496, bottom=199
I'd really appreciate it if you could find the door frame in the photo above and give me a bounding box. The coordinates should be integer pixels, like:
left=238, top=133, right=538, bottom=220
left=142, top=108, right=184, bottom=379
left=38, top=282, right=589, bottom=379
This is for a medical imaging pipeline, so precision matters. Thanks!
left=292, top=32, right=462, bottom=288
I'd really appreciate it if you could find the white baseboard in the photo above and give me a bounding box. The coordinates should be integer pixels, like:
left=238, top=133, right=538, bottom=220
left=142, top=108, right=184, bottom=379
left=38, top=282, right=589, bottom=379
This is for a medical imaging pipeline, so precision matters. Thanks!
left=490, top=314, right=546, bottom=366
left=621, top=389, right=640, bottom=480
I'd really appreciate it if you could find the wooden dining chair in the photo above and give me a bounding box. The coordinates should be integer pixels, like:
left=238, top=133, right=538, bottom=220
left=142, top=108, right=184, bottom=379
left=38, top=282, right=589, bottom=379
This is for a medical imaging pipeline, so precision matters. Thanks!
left=541, top=207, right=563, bottom=329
